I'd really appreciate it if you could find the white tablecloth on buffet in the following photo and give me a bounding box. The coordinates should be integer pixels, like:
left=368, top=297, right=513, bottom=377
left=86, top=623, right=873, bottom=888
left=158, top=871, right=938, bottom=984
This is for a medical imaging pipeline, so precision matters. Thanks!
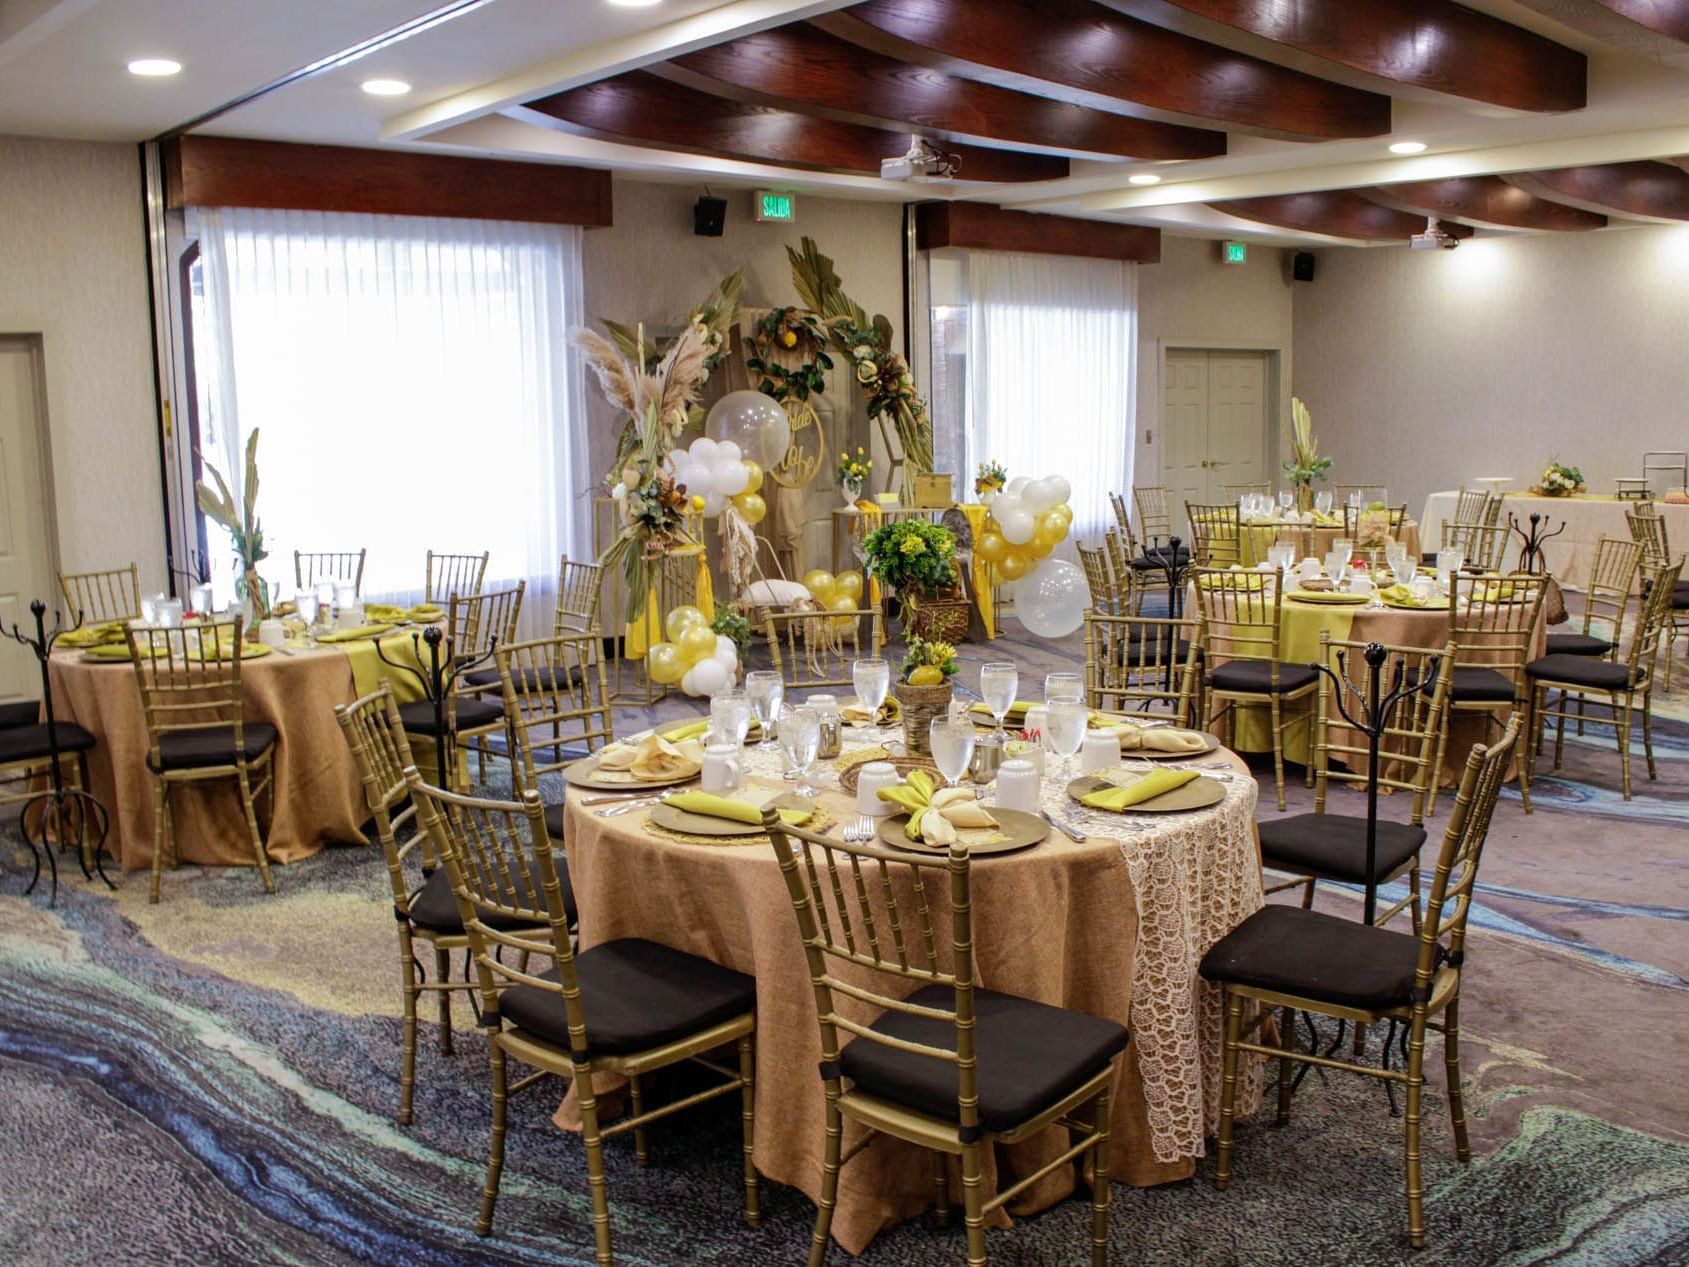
left=1420, top=491, right=1689, bottom=588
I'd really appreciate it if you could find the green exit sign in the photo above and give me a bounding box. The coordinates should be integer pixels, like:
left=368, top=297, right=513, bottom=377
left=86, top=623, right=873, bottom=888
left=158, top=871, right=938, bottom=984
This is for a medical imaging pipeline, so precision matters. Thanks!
left=1221, top=240, right=1247, bottom=264
left=755, top=190, right=795, bottom=222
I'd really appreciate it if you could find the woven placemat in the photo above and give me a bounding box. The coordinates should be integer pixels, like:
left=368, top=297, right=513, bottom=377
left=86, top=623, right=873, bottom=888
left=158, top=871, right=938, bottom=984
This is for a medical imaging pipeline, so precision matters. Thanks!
left=837, top=753, right=941, bottom=794
left=641, top=805, right=835, bottom=846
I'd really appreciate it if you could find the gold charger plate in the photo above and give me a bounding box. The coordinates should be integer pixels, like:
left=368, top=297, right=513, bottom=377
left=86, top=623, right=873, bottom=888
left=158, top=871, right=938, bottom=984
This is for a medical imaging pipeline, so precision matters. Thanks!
left=1066, top=772, right=1227, bottom=813
left=649, top=793, right=813, bottom=838
left=1288, top=590, right=1371, bottom=605
left=877, top=808, right=1047, bottom=856
left=561, top=754, right=698, bottom=792
left=1113, top=730, right=1221, bottom=760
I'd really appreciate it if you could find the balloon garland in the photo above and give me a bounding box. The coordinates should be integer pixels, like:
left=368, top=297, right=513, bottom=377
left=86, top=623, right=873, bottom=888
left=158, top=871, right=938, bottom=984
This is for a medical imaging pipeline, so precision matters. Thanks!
left=973, top=474, right=1089, bottom=638
left=642, top=605, right=740, bottom=697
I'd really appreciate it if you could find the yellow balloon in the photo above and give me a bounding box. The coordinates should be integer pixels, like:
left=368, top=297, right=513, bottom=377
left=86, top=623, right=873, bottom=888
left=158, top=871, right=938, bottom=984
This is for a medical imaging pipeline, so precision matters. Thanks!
left=828, top=592, right=858, bottom=632
left=665, top=605, right=706, bottom=642
left=802, top=569, right=836, bottom=602
left=834, top=570, right=864, bottom=601
left=1051, top=503, right=1073, bottom=528
left=1027, top=536, right=1054, bottom=560
left=732, top=491, right=767, bottom=525
left=975, top=530, right=1007, bottom=564
left=678, top=622, right=718, bottom=661
left=646, top=642, right=685, bottom=684
left=741, top=459, right=764, bottom=495
left=1033, top=510, right=1066, bottom=549
left=998, top=550, right=1030, bottom=581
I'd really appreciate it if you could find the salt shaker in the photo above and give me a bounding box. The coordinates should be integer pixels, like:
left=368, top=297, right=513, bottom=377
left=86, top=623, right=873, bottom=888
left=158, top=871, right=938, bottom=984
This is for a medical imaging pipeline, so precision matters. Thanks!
left=995, top=759, right=1041, bottom=813
left=809, top=693, right=842, bottom=760
left=855, top=760, right=900, bottom=817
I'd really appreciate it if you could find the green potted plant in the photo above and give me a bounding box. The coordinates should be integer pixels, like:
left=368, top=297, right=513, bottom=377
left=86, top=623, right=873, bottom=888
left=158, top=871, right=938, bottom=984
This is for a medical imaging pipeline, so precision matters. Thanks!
left=861, top=518, right=970, bottom=642
left=893, top=634, right=958, bottom=756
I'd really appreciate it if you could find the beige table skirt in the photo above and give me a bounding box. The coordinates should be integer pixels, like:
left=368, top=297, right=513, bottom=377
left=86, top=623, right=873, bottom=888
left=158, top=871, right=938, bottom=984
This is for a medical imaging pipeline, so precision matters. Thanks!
left=558, top=745, right=1264, bottom=1254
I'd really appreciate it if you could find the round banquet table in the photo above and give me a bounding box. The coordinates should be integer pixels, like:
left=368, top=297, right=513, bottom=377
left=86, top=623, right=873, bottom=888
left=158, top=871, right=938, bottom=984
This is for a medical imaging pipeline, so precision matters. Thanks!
left=1236, top=518, right=1421, bottom=567
left=558, top=727, right=1264, bottom=1255
left=47, top=635, right=433, bottom=873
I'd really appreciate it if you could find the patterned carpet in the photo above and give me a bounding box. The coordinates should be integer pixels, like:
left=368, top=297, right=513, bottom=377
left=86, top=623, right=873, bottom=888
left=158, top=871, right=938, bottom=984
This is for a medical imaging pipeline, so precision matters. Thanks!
left=3, top=619, right=1688, bottom=1266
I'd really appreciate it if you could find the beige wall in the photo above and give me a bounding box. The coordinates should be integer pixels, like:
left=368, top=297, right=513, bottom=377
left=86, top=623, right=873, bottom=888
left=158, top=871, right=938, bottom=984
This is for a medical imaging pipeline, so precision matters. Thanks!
left=0, top=135, right=162, bottom=586
left=1292, top=224, right=1689, bottom=518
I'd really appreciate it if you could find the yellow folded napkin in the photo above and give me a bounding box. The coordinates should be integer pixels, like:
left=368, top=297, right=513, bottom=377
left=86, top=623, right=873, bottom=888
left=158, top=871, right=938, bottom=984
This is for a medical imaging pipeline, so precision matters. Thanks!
left=60, top=621, right=130, bottom=647
left=364, top=603, right=406, bottom=623
left=841, top=698, right=900, bottom=725
left=1198, top=570, right=1266, bottom=591
left=662, top=720, right=709, bottom=743
left=192, top=640, right=272, bottom=662
left=408, top=604, right=445, bottom=622
left=969, top=700, right=1034, bottom=721
left=877, top=771, right=998, bottom=843
left=1379, top=584, right=1427, bottom=608
left=1079, top=768, right=1200, bottom=811
left=1113, top=726, right=1207, bottom=753
left=80, top=642, right=139, bottom=661
left=316, top=623, right=397, bottom=643
left=663, top=790, right=812, bottom=826
left=596, top=733, right=704, bottom=781
left=1475, top=581, right=1516, bottom=602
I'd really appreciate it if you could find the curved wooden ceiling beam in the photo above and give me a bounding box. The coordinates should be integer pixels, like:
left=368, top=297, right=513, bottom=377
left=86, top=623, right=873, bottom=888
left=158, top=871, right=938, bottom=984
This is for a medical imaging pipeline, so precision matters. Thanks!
left=1210, top=191, right=1473, bottom=241
left=814, top=0, right=1391, bottom=142
left=1504, top=161, right=1689, bottom=221
left=1098, top=0, right=1584, bottom=112
left=1367, top=177, right=1606, bottom=231
left=656, top=23, right=1225, bottom=160
left=524, top=71, right=1070, bottom=183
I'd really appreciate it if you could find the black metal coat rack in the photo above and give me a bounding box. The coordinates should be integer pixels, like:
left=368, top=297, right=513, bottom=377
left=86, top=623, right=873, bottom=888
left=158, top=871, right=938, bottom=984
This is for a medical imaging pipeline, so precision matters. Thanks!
left=373, top=625, right=497, bottom=790
left=1508, top=512, right=1566, bottom=575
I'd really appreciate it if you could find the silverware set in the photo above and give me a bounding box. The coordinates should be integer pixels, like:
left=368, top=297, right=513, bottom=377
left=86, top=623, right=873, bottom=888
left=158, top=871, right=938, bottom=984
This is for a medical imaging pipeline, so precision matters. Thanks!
left=1040, top=809, right=1087, bottom=842
left=588, top=789, right=683, bottom=817
left=841, top=814, right=876, bottom=843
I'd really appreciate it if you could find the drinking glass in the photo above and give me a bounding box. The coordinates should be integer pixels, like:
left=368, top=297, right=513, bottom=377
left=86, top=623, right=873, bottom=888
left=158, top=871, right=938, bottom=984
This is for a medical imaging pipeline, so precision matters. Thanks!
left=1045, top=701, right=1089, bottom=786
left=929, top=718, right=977, bottom=790
left=1277, top=489, right=1294, bottom=515
left=1384, top=541, right=1408, bottom=570
left=1391, top=557, right=1418, bottom=589
left=778, top=706, right=821, bottom=797
left=1044, top=672, right=1082, bottom=704
left=979, top=662, right=1019, bottom=738
left=1435, top=548, right=1464, bottom=592
left=1324, top=551, right=1346, bottom=588
left=295, top=590, right=319, bottom=627
left=1314, top=490, right=1333, bottom=516
left=710, top=688, right=752, bottom=747
left=1332, top=536, right=1354, bottom=572
left=746, top=671, right=784, bottom=751
left=852, top=656, right=890, bottom=724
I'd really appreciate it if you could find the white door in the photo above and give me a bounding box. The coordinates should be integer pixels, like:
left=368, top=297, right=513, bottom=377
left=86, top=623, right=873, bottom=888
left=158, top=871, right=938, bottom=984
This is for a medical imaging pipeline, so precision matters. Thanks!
left=1160, top=349, right=1272, bottom=528
left=1161, top=350, right=1210, bottom=522
left=0, top=339, right=59, bottom=705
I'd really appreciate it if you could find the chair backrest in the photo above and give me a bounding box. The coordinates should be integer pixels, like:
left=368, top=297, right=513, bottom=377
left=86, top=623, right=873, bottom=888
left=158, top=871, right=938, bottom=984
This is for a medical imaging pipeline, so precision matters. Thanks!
left=1083, top=610, right=1200, bottom=725
left=1481, top=493, right=1505, bottom=527
left=1581, top=536, right=1643, bottom=645
left=1192, top=567, right=1284, bottom=670
left=765, top=606, right=885, bottom=690
left=407, top=774, right=575, bottom=1038
left=1451, top=487, right=1489, bottom=529
left=448, top=582, right=525, bottom=669
left=1107, top=491, right=1135, bottom=549
left=1186, top=503, right=1242, bottom=567
left=1222, top=482, right=1270, bottom=497
left=1343, top=503, right=1408, bottom=546
left=554, top=556, right=604, bottom=634
left=59, top=563, right=141, bottom=624
left=1628, top=559, right=1684, bottom=685
left=1440, top=521, right=1509, bottom=573
left=1411, top=716, right=1520, bottom=997
left=1336, top=483, right=1389, bottom=504
left=1312, top=635, right=1454, bottom=824
left=1447, top=572, right=1547, bottom=682
left=1133, top=485, right=1172, bottom=543
left=1075, top=542, right=1115, bottom=614
left=334, top=684, right=425, bottom=902
left=294, top=549, right=367, bottom=595
left=425, top=550, right=489, bottom=604
left=1625, top=505, right=1675, bottom=584
left=763, top=813, right=980, bottom=1137
left=1101, top=531, right=1139, bottom=604
left=499, top=632, right=616, bottom=790
left=125, top=619, right=252, bottom=765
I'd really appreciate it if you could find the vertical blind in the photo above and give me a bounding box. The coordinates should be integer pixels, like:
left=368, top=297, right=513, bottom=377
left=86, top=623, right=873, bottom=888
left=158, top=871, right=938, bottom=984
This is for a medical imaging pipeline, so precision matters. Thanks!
left=193, top=207, right=590, bottom=620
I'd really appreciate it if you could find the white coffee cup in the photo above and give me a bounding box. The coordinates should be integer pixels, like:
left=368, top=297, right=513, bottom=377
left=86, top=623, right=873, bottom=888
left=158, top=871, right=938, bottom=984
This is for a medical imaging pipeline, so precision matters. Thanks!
left=1004, top=739, right=1044, bottom=776
left=700, top=743, right=743, bottom=795
left=855, top=760, right=900, bottom=817
left=995, top=759, right=1041, bottom=813
left=257, top=618, right=286, bottom=648
left=1079, top=730, right=1121, bottom=774
left=1349, top=574, right=1375, bottom=597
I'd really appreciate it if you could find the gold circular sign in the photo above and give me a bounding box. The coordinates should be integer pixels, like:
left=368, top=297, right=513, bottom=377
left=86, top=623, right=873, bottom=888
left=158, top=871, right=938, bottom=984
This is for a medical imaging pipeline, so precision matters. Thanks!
left=768, top=397, right=824, bottom=490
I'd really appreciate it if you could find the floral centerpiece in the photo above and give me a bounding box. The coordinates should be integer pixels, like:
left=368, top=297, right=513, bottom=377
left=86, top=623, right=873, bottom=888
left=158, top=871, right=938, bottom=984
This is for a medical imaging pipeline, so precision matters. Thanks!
left=894, top=634, right=958, bottom=756
left=862, top=518, right=969, bottom=642
left=974, top=460, right=1007, bottom=498
left=744, top=306, right=833, bottom=402
left=1536, top=459, right=1584, bottom=497
left=1283, top=396, right=1333, bottom=511
left=196, top=429, right=270, bottom=628
left=837, top=446, right=872, bottom=505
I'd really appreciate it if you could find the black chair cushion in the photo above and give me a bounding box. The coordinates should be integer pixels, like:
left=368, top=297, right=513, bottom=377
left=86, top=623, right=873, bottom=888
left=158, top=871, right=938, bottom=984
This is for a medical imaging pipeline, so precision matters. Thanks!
left=1199, top=905, right=1425, bottom=1011
left=1544, top=632, right=1612, bottom=657
left=1441, top=666, right=1516, bottom=703
left=1525, top=654, right=1637, bottom=691
left=1258, top=813, right=1428, bottom=885
left=837, top=984, right=1128, bottom=1135
left=0, top=722, right=96, bottom=766
left=1206, top=661, right=1319, bottom=695
left=407, top=856, right=576, bottom=931
left=0, top=701, right=41, bottom=729
left=397, top=697, right=505, bottom=736
left=146, top=723, right=276, bottom=772
left=461, top=664, right=579, bottom=693
left=500, top=938, right=755, bottom=1056
left=543, top=801, right=566, bottom=843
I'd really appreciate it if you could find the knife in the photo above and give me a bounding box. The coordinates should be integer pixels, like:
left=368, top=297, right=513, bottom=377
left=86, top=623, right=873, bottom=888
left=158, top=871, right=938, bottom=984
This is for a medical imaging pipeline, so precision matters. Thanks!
left=1040, top=809, right=1086, bottom=842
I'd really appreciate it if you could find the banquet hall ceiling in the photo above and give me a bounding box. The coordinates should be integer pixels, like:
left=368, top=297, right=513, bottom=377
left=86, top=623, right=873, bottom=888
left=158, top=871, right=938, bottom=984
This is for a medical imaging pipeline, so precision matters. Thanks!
left=10, top=0, right=1689, bottom=244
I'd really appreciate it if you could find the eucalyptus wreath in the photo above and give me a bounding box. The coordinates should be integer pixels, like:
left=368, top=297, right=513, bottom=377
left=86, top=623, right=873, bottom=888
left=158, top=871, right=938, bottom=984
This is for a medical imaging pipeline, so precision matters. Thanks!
left=744, top=306, right=833, bottom=402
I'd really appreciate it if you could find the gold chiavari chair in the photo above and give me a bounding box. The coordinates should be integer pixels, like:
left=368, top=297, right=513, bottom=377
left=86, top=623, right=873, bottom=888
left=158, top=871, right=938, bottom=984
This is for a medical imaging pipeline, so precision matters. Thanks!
left=1481, top=492, right=1505, bottom=527
left=1186, top=502, right=1243, bottom=567
left=1101, top=530, right=1149, bottom=616
left=58, top=562, right=141, bottom=624
left=554, top=555, right=605, bottom=634
left=294, top=549, right=367, bottom=595
left=765, top=606, right=884, bottom=691
left=1432, top=572, right=1547, bottom=814
left=126, top=618, right=276, bottom=903
left=0, top=703, right=97, bottom=873
left=1439, top=521, right=1510, bottom=574
left=1524, top=560, right=1681, bottom=801
left=1133, top=485, right=1173, bottom=546
left=425, top=549, right=489, bottom=605
left=1625, top=505, right=1687, bottom=689
left=763, top=812, right=1126, bottom=1267
left=1107, top=490, right=1133, bottom=541
left=1343, top=502, right=1409, bottom=542
left=1193, top=569, right=1318, bottom=810
left=1545, top=536, right=1640, bottom=659
left=1201, top=718, right=1519, bottom=1250
left=1075, top=541, right=1117, bottom=615
left=1082, top=610, right=1200, bottom=726
left=407, top=773, right=759, bottom=1261
left=418, top=583, right=524, bottom=785
left=1258, top=636, right=1455, bottom=930
left=1423, top=489, right=1494, bottom=565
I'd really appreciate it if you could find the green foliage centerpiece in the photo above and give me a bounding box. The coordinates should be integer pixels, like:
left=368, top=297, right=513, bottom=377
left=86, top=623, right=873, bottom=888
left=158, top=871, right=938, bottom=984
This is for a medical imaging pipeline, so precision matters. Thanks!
left=1283, top=396, right=1333, bottom=510
left=196, top=429, right=270, bottom=626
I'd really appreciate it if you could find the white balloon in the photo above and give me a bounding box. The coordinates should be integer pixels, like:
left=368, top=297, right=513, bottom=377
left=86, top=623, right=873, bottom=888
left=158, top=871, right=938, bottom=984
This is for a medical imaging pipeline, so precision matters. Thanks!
left=704, top=390, right=792, bottom=469
left=680, top=664, right=701, bottom=696
left=688, top=657, right=728, bottom=697
left=703, top=491, right=727, bottom=517
left=714, top=458, right=750, bottom=496
left=1047, top=475, right=1073, bottom=506
left=1006, top=476, right=1030, bottom=496
left=688, top=436, right=719, bottom=466
left=996, top=503, right=1035, bottom=545
left=672, top=460, right=704, bottom=495
left=713, top=634, right=739, bottom=670
left=1014, top=559, right=1088, bottom=638
left=715, top=440, right=742, bottom=465
left=1022, top=477, right=1060, bottom=514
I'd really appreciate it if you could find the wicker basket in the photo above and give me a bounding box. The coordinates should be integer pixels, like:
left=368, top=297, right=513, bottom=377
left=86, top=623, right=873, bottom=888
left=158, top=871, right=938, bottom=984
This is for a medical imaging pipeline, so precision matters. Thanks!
left=893, top=679, right=953, bottom=756
left=905, top=588, right=972, bottom=644
left=837, top=752, right=942, bottom=795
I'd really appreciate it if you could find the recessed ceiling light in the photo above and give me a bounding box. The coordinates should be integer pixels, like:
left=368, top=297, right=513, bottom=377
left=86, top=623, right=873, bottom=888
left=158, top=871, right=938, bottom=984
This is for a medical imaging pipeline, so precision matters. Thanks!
left=361, top=78, right=412, bottom=96
left=1389, top=140, right=1427, bottom=155
left=127, top=58, right=181, bottom=77
left=1128, top=172, right=1163, bottom=186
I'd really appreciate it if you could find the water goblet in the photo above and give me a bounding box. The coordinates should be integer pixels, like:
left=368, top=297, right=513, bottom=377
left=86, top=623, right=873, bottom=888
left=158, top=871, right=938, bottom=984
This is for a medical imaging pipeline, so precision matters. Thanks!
left=852, top=656, right=891, bottom=725
left=1391, top=557, right=1418, bottom=590
left=746, top=671, right=784, bottom=752
left=1045, top=701, right=1089, bottom=787
left=1332, top=536, right=1354, bottom=572
left=929, top=717, right=977, bottom=791
left=778, top=706, right=821, bottom=797
left=979, top=662, right=1018, bottom=739
left=710, top=688, right=752, bottom=747
left=1044, top=672, right=1082, bottom=704
left=1314, top=490, right=1333, bottom=516
left=1277, top=489, right=1294, bottom=515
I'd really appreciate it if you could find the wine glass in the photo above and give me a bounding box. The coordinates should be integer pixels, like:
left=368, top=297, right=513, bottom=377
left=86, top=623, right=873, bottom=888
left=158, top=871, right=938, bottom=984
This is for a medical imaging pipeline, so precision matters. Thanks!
left=852, top=656, right=890, bottom=725
left=1045, top=701, right=1089, bottom=787
left=1277, top=488, right=1294, bottom=516
left=1044, top=672, right=1082, bottom=704
left=746, top=671, right=784, bottom=751
left=1332, top=536, right=1354, bottom=573
left=1314, top=489, right=1333, bottom=516
left=710, top=688, right=752, bottom=747
left=778, top=705, right=821, bottom=797
left=929, top=717, right=977, bottom=791
left=1391, top=556, right=1418, bottom=589
left=295, top=590, right=318, bottom=628
left=979, top=662, right=1018, bottom=739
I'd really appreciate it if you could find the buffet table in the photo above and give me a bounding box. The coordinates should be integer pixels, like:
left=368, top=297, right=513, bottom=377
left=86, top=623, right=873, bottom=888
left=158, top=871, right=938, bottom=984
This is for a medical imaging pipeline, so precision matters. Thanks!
left=1420, top=491, right=1689, bottom=585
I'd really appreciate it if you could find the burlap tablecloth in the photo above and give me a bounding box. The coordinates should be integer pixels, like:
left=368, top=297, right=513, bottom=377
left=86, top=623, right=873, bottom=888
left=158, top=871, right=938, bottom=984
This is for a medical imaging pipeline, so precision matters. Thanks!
left=558, top=737, right=1263, bottom=1254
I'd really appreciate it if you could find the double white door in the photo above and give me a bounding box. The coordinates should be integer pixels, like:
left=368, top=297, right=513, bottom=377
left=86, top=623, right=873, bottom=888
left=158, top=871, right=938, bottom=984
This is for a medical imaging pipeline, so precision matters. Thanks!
left=1162, top=350, right=1270, bottom=524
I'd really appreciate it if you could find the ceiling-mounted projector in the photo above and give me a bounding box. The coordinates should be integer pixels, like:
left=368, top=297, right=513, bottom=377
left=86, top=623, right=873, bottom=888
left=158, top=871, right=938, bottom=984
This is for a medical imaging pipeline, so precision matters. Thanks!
left=1409, top=216, right=1460, bottom=251
left=881, top=137, right=960, bottom=182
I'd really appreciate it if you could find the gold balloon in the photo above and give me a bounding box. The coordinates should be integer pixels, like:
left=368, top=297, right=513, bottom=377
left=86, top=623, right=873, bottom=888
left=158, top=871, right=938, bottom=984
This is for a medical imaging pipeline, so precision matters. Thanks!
left=1027, top=536, right=1054, bottom=560
left=827, top=592, right=858, bottom=632
left=1033, top=510, right=1067, bottom=549
left=646, top=642, right=685, bottom=685
left=998, top=550, right=1030, bottom=580
left=975, top=530, right=1007, bottom=564
left=802, top=569, right=836, bottom=602
left=834, top=570, right=864, bottom=601
left=1051, top=503, right=1073, bottom=528
left=665, top=605, right=706, bottom=642
left=741, top=459, right=764, bottom=495
left=731, top=491, right=767, bottom=525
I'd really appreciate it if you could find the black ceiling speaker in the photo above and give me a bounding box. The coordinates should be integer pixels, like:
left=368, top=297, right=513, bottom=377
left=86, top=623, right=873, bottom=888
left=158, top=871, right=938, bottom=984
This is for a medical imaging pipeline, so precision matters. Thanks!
left=693, top=196, right=727, bottom=237
left=1292, top=251, right=1316, bottom=282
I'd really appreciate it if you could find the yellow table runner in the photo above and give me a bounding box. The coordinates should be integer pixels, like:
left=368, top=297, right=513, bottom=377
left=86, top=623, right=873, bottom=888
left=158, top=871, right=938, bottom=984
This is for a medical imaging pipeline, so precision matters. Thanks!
left=327, top=632, right=438, bottom=703
left=956, top=502, right=997, bottom=639
left=623, top=545, right=716, bottom=660
left=1224, top=601, right=1356, bottom=759
left=852, top=501, right=886, bottom=611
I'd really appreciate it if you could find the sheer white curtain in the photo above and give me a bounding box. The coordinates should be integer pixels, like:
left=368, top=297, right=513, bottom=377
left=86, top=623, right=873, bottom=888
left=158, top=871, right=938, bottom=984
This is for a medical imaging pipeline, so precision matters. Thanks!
left=194, top=207, right=590, bottom=627
left=963, top=251, right=1136, bottom=545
